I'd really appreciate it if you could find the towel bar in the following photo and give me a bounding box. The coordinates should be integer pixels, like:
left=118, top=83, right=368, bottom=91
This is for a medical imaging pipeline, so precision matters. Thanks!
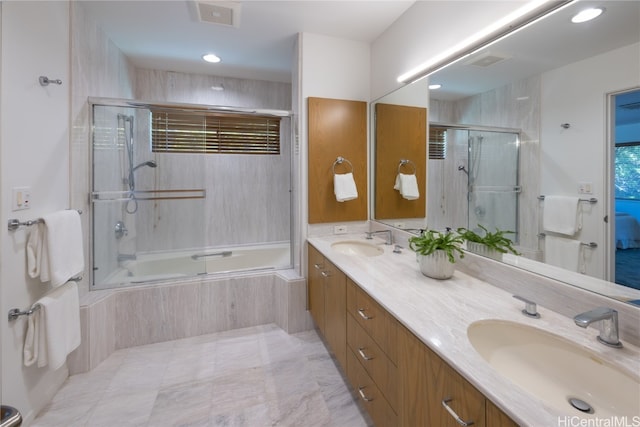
left=538, top=195, right=597, bottom=204
left=8, top=210, right=83, bottom=231
left=332, top=156, right=354, bottom=174
left=8, top=304, right=41, bottom=321
left=537, top=233, right=597, bottom=248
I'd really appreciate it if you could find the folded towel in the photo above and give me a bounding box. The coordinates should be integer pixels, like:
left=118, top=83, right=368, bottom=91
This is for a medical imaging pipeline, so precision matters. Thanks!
left=394, top=173, right=420, bottom=200
left=544, top=235, right=583, bottom=273
left=41, top=210, right=84, bottom=288
left=27, top=223, right=47, bottom=279
left=543, top=196, right=581, bottom=236
left=334, top=173, right=358, bottom=202
left=23, top=282, right=81, bottom=370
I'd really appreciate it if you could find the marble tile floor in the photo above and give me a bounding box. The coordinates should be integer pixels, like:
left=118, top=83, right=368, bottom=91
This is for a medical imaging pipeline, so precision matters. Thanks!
left=33, top=324, right=372, bottom=427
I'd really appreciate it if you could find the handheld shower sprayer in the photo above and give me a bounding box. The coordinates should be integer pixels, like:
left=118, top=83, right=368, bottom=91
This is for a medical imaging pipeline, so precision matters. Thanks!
left=132, top=160, right=158, bottom=172
left=458, top=165, right=469, bottom=175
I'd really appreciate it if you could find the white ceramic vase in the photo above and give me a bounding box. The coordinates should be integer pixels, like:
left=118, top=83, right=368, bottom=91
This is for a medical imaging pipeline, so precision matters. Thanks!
left=466, top=241, right=503, bottom=261
left=418, top=250, right=455, bottom=280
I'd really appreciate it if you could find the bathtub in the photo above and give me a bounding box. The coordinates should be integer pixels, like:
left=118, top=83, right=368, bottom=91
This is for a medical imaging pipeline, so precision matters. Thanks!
left=98, top=242, right=291, bottom=288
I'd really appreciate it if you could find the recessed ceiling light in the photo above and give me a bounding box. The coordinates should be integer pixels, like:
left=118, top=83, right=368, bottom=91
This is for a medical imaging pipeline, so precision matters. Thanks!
left=571, top=7, right=604, bottom=23
left=429, top=84, right=442, bottom=90
left=202, top=53, right=221, bottom=63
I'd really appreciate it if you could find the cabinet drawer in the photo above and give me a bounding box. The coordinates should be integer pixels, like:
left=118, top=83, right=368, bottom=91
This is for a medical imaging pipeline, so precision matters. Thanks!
left=347, top=313, right=398, bottom=410
left=347, top=347, right=397, bottom=427
left=347, top=279, right=397, bottom=363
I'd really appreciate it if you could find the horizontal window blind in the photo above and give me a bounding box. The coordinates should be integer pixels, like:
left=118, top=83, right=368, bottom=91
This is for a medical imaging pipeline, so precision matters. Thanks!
left=429, top=126, right=447, bottom=160
left=151, top=109, right=280, bottom=155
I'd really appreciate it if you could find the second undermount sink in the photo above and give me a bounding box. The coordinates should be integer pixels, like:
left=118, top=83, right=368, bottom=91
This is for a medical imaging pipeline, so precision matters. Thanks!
left=467, top=319, right=640, bottom=418
left=331, top=240, right=384, bottom=257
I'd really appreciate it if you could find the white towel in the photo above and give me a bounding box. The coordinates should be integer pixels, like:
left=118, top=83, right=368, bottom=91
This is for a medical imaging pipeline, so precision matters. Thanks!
left=30, top=210, right=84, bottom=288
left=23, top=282, right=81, bottom=370
left=543, top=196, right=581, bottom=236
left=334, top=173, right=358, bottom=202
left=394, top=173, right=420, bottom=200
left=544, top=235, right=583, bottom=273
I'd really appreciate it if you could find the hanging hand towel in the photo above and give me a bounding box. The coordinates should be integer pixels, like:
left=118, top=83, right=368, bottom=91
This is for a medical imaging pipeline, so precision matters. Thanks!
left=41, top=210, right=84, bottom=288
left=543, top=196, right=581, bottom=236
left=334, top=173, right=358, bottom=202
left=394, top=173, right=420, bottom=200
left=544, top=235, right=582, bottom=273
left=23, top=282, right=81, bottom=370
left=26, top=223, right=48, bottom=279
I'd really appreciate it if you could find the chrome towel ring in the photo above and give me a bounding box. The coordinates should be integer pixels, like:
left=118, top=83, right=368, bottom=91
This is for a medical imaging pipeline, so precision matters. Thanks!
left=332, top=156, right=354, bottom=174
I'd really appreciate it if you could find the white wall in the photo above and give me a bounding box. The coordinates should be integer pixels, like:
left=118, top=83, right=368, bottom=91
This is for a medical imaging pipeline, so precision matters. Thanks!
left=299, top=32, right=371, bottom=240
left=1, top=0, right=71, bottom=422
left=540, top=42, right=640, bottom=279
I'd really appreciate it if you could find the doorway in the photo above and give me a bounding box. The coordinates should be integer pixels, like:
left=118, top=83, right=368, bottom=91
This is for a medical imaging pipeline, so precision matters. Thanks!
left=610, top=88, right=640, bottom=290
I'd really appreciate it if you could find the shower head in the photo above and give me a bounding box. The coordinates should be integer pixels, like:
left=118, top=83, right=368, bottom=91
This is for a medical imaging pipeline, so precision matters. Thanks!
left=132, top=160, right=157, bottom=172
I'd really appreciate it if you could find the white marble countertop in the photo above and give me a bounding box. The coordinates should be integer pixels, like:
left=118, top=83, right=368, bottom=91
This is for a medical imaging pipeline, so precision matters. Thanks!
left=308, top=234, right=640, bottom=427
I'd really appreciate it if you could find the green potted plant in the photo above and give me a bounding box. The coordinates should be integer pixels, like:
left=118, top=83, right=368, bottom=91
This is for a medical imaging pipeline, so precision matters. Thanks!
left=408, top=228, right=464, bottom=279
left=457, top=225, right=520, bottom=261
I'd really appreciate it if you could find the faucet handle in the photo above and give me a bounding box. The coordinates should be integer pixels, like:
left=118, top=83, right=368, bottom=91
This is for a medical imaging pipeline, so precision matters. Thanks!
left=513, top=295, right=540, bottom=318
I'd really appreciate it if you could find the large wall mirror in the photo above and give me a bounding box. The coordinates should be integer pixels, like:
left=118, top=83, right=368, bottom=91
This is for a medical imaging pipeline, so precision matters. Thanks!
left=371, top=0, right=640, bottom=305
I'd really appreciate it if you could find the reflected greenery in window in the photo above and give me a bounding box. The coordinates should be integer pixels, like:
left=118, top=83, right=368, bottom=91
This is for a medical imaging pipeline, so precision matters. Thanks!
left=615, top=143, right=640, bottom=200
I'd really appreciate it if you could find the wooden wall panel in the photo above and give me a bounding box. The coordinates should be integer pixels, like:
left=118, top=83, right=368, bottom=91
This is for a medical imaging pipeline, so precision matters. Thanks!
left=308, top=97, right=368, bottom=224
left=375, top=103, right=427, bottom=220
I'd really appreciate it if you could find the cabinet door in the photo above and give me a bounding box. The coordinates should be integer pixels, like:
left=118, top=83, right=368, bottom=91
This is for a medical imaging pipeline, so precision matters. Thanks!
left=324, top=260, right=347, bottom=369
left=486, top=400, right=518, bottom=427
left=425, top=345, right=486, bottom=427
left=308, top=244, right=325, bottom=332
left=398, top=325, right=431, bottom=426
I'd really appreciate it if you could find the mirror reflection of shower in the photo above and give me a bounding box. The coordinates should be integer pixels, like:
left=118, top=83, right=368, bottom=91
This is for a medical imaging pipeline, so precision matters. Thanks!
left=117, top=113, right=157, bottom=214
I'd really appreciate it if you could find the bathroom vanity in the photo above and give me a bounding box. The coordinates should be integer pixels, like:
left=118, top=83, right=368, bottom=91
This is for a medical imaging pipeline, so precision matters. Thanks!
left=306, top=235, right=640, bottom=426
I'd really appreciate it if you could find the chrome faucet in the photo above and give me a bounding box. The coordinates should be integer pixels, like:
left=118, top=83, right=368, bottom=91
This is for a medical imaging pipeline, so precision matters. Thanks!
left=365, top=230, right=392, bottom=245
left=574, top=307, right=623, bottom=348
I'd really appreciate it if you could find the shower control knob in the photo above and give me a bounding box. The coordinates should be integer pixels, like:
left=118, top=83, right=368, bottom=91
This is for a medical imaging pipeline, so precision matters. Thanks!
left=114, top=221, right=128, bottom=239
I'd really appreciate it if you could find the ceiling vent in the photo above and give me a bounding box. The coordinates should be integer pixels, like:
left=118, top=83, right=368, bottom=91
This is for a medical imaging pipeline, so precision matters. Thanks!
left=466, top=52, right=510, bottom=68
left=196, top=1, right=241, bottom=28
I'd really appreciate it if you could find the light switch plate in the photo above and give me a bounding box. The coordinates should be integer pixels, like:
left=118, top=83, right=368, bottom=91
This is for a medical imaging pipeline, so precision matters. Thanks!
left=12, top=187, right=31, bottom=211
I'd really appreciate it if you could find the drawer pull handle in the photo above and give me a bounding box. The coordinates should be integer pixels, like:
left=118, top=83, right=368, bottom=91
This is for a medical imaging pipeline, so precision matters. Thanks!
left=321, top=271, right=332, bottom=277
left=358, top=386, right=374, bottom=402
left=358, top=348, right=374, bottom=361
left=313, top=263, right=324, bottom=270
left=357, top=308, right=373, bottom=320
left=442, top=398, right=474, bottom=426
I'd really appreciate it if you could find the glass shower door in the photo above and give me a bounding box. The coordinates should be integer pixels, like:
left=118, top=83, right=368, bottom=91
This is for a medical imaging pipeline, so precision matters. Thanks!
left=467, top=130, right=520, bottom=242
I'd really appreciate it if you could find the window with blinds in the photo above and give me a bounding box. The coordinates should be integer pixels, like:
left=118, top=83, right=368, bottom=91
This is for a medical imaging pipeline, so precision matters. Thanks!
left=429, top=126, right=447, bottom=160
left=151, top=109, right=280, bottom=155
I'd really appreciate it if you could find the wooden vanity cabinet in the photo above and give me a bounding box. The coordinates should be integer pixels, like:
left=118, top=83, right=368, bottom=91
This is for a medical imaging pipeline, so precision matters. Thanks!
left=398, top=324, right=517, bottom=427
left=307, top=244, right=347, bottom=369
left=307, top=243, right=517, bottom=427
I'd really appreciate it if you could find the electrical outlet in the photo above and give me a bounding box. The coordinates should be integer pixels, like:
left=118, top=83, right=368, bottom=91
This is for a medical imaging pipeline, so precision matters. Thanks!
left=393, top=222, right=406, bottom=229
left=578, top=182, right=593, bottom=194
left=12, top=187, right=31, bottom=211
left=334, top=225, right=348, bottom=234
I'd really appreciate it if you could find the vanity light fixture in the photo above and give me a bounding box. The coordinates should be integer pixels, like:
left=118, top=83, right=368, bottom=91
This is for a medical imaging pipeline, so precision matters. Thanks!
left=428, top=84, right=442, bottom=90
left=571, top=7, right=604, bottom=23
left=202, top=53, right=221, bottom=63
left=210, top=85, right=224, bottom=91
left=397, top=0, right=576, bottom=84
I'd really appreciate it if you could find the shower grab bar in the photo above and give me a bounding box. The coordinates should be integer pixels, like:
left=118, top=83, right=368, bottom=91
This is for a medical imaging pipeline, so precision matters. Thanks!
left=191, top=251, right=232, bottom=260
left=538, top=195, right=597, bottom=204
left=470, top=185, right=522, bottom=193
left=91, top=189, right=206, bottom=202
left=8, top=210, right=83, bottom=231
left=538, top=233, right=597, bottom=248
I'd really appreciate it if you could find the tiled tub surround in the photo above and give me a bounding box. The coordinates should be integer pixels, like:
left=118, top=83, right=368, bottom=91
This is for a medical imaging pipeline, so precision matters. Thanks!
left=68, top=270, right=314, bottom=375
left=307, top=234, right=640, bottom=426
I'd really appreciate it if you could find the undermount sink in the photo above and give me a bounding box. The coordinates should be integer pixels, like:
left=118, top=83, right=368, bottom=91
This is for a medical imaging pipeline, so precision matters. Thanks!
left=467, top=319, right=640, bottom=418
left=331, top=240, right=384, bottom=257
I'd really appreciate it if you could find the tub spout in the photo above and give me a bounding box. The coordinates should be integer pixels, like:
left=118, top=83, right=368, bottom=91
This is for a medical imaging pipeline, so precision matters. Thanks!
left=117, top=253, right=137, bottom=262
left=191, top=251, right=232, bottom=260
